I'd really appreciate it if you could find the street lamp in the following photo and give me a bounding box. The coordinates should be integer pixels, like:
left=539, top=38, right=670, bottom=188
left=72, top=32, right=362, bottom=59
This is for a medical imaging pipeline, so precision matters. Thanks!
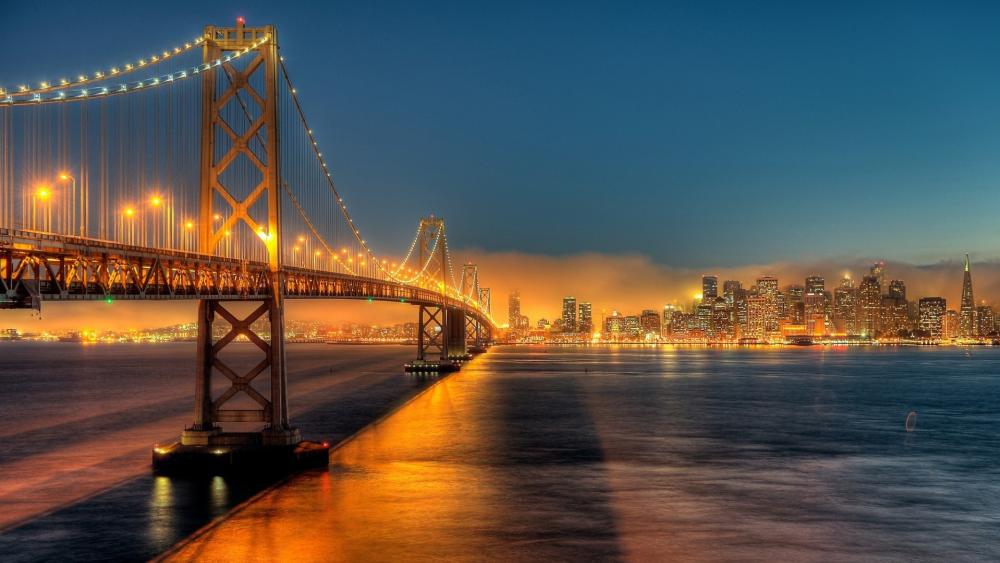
left=32, top=185, right=54, bottom=232
left=148, top=194, right=164, bottom=247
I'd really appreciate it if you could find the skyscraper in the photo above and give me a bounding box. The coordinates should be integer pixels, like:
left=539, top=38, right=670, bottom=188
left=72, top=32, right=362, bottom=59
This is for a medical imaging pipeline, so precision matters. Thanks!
left=710, top=297, right=733, bottom=339
left=508, top=290, right=522, bottom=328
left=562, top=296, right=578, bottom=333
left=944, top=309, right=960, bottom=340
left=756, top=277, right=780, bottom=337
left=870, top=261, right=886, bottom=293
left=746, top=295, right=767, bottom=339
left=603, top=310, right=624, bottom=339
left=640, top=309, right=661, bottom=338
left=702, top=275, right=719, bottom=300
left=804, top=293, right=828, bottom=336
left=805, top=275, right=825, bottom=295
left=722, top=280, right=741, bottom=306
left=918, top=297, right=946, bottom=339
left=833, top=277, right=857, bottom=336
left=624, top=315, right=641, bottom=339
left=960, top=254, right=976, bottom=338
left=661, top=304, right=678, bottom=336
left=888, top=280, right=906, bottom=301
left=784, top=284, right=805, bottom=324
left=578, top=302, right=593, bottom=334
left=859, top=275, right=881, bottom=337
left=976, top=304, right=995, bottom=337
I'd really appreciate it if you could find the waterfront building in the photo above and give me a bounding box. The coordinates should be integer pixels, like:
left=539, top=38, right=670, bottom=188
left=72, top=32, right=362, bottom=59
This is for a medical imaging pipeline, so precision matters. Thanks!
left=624, top=315, right=641, bottom=339
left=880, top=294, right=909, bottom=337
left=746, top=295, right=767, bottom=339
left=803, top=293, right=828, bottom=336
left=960, top=254, right=976, bottom=338
left=603, top=310, right=624, bottom=339
left=944, top=309, right=960, bottom=340
left=578, top=302, right=593, bottom=334
left=696, top=303, right=713, bottom=335
left=661, top=304, right=678, bottom=336
left=669, top=312, right=696, bottom=338
left=785, top=284, right=805, bottom=323
left=918, top=297, right=946, bottom=339
left=710, top=297, right=733, bottom=339
left=562, top=296, right=578, bottom=333
left=733, top=286, right=749, bottom=331
left=833, top=277, right=857, bottom=335
left=702, top=275, right=719, bottom=300
left=755, top=277, right=780, bottom=336
left=858, top=275, right=881, bottom=337
left=640, top=309, right=661, bottom=338
left=537, top=318, right=550, bottom=329
left=976, top=304, right=995, bottom=337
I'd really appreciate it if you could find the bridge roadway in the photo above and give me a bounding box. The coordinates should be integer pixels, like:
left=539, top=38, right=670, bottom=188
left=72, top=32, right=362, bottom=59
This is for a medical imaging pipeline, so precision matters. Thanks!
left=0, top=227, right=491, bottom=326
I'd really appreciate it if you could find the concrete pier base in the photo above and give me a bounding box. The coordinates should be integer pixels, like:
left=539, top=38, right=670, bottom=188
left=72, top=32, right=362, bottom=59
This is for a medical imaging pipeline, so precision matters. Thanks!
left=404, top=360, right=460, bottom=373
left=152, top=439, right=328, bottom=476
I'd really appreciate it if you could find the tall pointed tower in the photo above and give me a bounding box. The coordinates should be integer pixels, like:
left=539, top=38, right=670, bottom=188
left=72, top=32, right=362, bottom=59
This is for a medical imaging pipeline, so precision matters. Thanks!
left=960, top=254, right=976, bottom=338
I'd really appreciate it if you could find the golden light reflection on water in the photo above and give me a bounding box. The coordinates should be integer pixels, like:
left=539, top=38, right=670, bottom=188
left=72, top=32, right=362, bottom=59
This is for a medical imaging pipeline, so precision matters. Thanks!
left=149, top=476, right=175, bottom=549
left=165, top=375, right=499, bottom=562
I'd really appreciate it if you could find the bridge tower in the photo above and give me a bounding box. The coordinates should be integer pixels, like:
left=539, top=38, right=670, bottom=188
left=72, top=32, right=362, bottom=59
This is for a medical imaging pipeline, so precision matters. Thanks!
left=461, top=263, right=485, bottom=352
left=408, top=216, right=464, bottom=371
left=181, top=19, right=300, bottom=451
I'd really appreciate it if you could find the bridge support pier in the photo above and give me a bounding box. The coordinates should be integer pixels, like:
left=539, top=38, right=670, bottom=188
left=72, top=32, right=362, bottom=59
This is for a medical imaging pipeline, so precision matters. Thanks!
left=446, top=307, right=471, bottom=361
left=466, top=315, right=488, bottom=355
left=153, top=292, right=328, bottom=474
left=405, top=304, right=460, bottom=373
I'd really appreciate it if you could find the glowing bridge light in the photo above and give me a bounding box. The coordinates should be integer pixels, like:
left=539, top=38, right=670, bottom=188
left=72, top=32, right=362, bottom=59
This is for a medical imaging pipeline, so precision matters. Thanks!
left=185, top=221, right=195, bottom=230
left=124, top=207, right=136, bottom=218
left=150, top=195, right=163, bottom=207
left=35, top=186, right=51, bottom=201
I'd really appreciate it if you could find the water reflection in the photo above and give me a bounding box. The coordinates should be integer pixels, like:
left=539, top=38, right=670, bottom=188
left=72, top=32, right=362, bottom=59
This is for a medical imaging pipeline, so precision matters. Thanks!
left=148, top=476, right=175, bottom=548
left=168, top=346, right=1000, bottom=562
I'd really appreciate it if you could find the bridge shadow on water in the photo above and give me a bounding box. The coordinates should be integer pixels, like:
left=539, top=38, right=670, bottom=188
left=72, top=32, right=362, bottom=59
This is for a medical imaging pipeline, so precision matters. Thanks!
left=0, top=361, right=443, bottom=563
left=162, top=348, right=626, bottom=562
left=472, top=352, right=625, bottom=561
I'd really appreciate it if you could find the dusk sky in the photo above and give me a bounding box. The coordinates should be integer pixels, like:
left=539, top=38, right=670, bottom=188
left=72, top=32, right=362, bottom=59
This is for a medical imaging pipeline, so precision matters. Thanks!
left=4, top=1, right=1000, bottom=325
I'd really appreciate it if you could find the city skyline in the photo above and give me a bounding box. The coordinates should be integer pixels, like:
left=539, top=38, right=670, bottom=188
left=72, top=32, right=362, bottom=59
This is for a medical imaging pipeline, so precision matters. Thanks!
left=507, top=253, right=1000, bottom=340
left=9, top=251, right=1000, bottom=333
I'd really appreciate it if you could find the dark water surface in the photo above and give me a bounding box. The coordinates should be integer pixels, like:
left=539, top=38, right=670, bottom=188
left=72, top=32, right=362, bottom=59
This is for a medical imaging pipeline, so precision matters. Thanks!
left=3, top=345, right=1000, bottom=561
left=0, top=342, right=431, bottom=562
left=167, top=346, right=1000, bottom=562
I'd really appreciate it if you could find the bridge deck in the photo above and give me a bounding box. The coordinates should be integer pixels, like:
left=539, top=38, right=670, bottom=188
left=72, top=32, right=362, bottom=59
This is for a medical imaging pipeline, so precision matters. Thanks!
left=0, top=228, right=491, bottom=326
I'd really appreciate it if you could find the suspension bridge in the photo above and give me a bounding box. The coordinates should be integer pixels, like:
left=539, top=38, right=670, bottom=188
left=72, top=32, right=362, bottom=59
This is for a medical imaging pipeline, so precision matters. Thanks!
left=0, top=20, right=495, bottom=470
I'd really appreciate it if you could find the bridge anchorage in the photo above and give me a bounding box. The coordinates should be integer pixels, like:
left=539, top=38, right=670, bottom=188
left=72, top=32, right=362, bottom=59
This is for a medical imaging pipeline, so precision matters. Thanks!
left=0, top=19, right=495, bottom=474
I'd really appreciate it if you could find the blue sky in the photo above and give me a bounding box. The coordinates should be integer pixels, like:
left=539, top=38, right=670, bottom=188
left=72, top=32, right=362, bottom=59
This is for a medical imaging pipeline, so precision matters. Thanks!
left=3, top=1, right=1000, bottom=268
